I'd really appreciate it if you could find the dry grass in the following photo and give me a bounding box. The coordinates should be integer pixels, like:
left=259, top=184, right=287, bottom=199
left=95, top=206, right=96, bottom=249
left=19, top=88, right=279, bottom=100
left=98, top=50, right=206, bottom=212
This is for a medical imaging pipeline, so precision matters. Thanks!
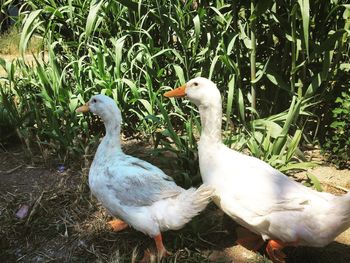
left=0, top=173, right=154, bottom=262
left=0, top=179, right=234, bottom=262
left=0, top=26, right=44, bottom=78
left=0, top=26, right=42, bottom=55
left=0, top=145, right=237, bottom=263
left=1, top=144, right=350, bottom=263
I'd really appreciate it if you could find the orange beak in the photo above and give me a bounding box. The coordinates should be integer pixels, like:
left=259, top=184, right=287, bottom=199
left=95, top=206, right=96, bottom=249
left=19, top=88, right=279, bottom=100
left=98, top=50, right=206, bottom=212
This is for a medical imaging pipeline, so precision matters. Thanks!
left=163, top=85, right=186, bottom=98
left=76, top=103, right=90, bottom=113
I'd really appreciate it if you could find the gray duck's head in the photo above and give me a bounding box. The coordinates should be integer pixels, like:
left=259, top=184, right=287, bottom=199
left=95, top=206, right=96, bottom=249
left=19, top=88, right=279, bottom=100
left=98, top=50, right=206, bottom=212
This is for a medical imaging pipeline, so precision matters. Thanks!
left=76, top=94, right=122, bottom=126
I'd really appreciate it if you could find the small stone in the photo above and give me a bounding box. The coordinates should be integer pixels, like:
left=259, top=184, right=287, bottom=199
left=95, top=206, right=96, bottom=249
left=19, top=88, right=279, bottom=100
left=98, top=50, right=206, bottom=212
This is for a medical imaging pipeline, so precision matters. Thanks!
left=15, top=204, right=29, bottom=219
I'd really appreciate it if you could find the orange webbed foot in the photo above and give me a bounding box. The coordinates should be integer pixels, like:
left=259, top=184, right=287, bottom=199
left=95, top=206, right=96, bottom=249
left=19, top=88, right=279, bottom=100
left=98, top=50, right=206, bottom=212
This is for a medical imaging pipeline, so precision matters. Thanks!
left=266, top=239, right=299, bottom=263
left=266, top=240, right=287, bottom=263
left=107, top=219, right=128, bottom=232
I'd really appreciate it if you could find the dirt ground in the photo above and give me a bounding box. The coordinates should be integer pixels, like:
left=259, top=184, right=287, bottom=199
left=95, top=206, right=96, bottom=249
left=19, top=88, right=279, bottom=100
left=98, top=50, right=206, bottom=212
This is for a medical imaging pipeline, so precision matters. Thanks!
left=0, top=142, right=350, bottom=263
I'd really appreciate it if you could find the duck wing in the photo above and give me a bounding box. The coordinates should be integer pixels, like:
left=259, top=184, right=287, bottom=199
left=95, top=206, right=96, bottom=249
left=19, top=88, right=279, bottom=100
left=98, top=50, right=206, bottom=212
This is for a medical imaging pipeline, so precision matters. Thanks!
left=219, top=149, right=328, bottom=220
left=105, top=156, right=183, bottom=207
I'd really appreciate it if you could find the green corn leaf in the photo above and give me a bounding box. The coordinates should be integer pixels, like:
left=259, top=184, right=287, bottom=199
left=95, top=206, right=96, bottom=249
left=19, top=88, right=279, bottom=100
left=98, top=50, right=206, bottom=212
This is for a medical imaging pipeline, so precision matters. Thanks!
left=139, top=99, right=153, bottom=115
left=248, top=135, right=262, bottom=158
left=249, top=0, right=273, bottom=22
left=252, top=119, right=282, bottom=138
left=286, top=129, right=302, bottom=161
left=305, top=73, right=322, bottom=98
left=306, top=173, right=323, bottom=192
left=173, top=64, right=185, bottom=84
left=251, top=57, right=270, bottom=84
left=151, top=48, right=172, bottom=59
left=210, top=6, right=228, bottom=24
left=112, top=36, right=127, bottom=79
left=85, top=0, right=105, bottom=38
left=193, top=14, right=200, bottom=53
left=156, top=98, right=182, bottom=148
left=225, top=75, right=235, bottom=130
left=20, top=9, right=43, bottom=56
left=298, top=0, right=310, bottom=57
left=266, top=68, right=292, bottom=94
left=209, top=55, right=220, bottom=80
left=237, top=88, right=246, bottom=124
left=43, top=6, right=64, bottom=18
left=227, top=34, right=239, bottom=55
left=273, top=96, right=301, bottom=155
left=279, top=162, right=317, bottom=172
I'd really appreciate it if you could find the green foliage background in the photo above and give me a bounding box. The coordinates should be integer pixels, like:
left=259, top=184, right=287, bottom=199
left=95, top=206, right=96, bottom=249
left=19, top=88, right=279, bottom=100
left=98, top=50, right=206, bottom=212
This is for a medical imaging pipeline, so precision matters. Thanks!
left=1, top=0, right=349, bottom=181
left=323, top=88, right=350, bottom=168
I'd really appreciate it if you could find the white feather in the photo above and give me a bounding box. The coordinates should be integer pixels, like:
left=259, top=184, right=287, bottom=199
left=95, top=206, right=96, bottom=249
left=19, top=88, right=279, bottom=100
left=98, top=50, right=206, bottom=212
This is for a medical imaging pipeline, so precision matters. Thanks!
left=182, top=77, right=350, bottom=247
left=85, top=94, right=213, bottom=238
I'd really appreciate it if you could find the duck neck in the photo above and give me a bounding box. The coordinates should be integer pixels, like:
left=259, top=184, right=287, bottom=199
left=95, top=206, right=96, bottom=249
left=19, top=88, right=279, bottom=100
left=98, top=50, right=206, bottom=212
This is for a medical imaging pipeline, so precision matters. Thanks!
left=198, top=103, right=222, bottom=144
left=100, top=117, right=122, bottom=152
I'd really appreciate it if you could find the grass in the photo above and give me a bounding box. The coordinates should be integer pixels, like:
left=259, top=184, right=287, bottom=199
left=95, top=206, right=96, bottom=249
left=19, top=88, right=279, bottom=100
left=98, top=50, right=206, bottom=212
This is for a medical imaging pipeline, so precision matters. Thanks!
left=0, top=1, right=350, bottom=261
left=0, top=144, right=256, bottom=263
left=0, top=185, right=226, bottom=262
left=0, top=26, right=42, bottom=55
left=0, top=0, right=347, bottom=175
left=1, top=144, right=350, bottom=263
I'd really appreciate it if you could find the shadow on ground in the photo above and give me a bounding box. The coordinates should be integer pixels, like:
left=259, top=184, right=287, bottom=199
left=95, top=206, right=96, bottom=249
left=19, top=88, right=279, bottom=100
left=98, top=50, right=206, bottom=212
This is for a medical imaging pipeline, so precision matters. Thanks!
left=1, top=143, right=350, bottom=262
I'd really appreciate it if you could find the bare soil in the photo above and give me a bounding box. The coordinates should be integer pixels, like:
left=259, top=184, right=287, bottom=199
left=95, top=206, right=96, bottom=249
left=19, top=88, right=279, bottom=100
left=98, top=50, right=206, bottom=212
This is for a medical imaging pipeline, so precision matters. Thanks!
left=0, top=143, right=350, bottom=263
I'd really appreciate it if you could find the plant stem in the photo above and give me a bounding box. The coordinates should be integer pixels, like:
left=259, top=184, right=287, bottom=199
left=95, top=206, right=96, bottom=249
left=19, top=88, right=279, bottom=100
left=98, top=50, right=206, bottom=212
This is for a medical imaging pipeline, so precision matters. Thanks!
left=299, top=51, right=305, bottom=98
left=291, top=6, right=296, bottom=95
left=250, top=1, right=256, bottom=112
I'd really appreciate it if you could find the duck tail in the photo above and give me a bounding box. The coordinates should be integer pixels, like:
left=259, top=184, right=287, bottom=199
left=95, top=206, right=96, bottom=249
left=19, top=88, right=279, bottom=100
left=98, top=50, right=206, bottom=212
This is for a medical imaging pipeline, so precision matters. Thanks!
left=337, top=191, right=350, bottom=214
left=342, top=191, right=350, bottom=214
left=157, top=184, right=214, bottom=231
left=184, top=184, right=215, bottom=215
left=332, top=191, right=350, bottom=235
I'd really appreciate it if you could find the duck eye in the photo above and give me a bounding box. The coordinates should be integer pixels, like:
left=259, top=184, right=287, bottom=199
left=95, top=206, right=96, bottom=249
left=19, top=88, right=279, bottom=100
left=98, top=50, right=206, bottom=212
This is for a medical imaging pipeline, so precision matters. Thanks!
left=92, top=99, right=97, bottom=103
left=194, top=82, right=198, bottom=86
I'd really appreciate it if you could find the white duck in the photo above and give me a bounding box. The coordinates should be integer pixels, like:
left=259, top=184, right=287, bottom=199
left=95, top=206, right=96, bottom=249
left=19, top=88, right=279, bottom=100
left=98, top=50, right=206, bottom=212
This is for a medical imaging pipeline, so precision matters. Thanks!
left=76, top=94, right=213, bottom=259
left=164, top=77, right=350, bottom=263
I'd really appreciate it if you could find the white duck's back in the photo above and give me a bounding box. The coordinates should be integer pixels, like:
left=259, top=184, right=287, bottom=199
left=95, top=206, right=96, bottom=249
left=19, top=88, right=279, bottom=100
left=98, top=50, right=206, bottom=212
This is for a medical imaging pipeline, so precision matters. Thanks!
left=198, top=141, right=350, bottom=246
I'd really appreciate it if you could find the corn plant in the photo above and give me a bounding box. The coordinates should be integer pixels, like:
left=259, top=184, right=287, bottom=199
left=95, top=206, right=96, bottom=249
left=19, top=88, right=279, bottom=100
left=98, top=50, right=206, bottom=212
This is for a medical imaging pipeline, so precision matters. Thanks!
left=0, top=0, right=349, bottom=180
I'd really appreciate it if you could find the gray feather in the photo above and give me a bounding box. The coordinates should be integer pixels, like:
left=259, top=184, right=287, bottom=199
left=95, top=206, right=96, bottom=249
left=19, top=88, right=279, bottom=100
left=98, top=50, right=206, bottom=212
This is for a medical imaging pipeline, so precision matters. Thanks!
left=106, top=157, right=182, bottom=206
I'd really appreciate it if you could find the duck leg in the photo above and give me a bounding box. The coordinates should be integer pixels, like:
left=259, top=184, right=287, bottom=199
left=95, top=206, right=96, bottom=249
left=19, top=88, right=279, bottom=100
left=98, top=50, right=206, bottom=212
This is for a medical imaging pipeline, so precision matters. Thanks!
left=140, top=249, right=156, bottom=263
left=107, top=219, right=128, bottom=231
left=266, top=239, right=299, bottom=263
left=154, top=234, right=172, bottom=259
left=236, top=226, right=265, bottom=251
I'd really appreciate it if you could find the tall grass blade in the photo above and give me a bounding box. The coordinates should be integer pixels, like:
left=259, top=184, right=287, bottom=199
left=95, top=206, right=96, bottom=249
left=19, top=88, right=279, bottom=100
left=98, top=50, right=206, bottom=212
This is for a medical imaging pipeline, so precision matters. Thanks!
left=19, top=9, right=42, bottom=55
left=225, top=75, right=235, bottom=130
left=85, top=0, right=105, bottom=38
left=298, top=0, right=310, bottom=57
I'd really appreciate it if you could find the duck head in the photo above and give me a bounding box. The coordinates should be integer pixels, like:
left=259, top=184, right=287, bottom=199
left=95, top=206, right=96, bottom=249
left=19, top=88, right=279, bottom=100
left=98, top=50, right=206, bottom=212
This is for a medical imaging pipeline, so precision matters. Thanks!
left=76, top=94, right=122, bottom=125
left=164, top=77, right=221, bottom=107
